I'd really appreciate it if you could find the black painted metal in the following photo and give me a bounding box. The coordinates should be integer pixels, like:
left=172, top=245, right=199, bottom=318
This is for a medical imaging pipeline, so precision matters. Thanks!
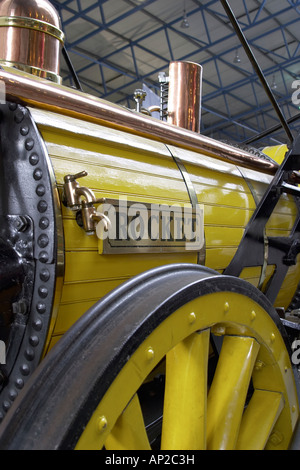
left=0, top=235, right=25, bottom=341
left=0, top=103, right=57, bottom=420
left=220, top=0, right=294, bottom=144
left=62, top=46, right=83, bottom=92
left=0, top=215, right=35, bottom=387
left=225, top=134, right=300, bottom=305
left=244, top=113, right=300, bottom=146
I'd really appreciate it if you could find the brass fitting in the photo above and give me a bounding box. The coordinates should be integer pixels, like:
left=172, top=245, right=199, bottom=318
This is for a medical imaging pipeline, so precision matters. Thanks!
left=63, top=171, right=107, bottom=234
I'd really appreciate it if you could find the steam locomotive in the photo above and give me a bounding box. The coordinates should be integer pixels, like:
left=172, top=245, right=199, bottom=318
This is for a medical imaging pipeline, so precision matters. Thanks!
left=0, top=0, right=299, bottom=450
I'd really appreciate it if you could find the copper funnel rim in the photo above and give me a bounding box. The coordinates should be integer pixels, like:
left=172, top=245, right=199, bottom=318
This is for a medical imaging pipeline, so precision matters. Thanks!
left=170, top=60, right=203, bottom=68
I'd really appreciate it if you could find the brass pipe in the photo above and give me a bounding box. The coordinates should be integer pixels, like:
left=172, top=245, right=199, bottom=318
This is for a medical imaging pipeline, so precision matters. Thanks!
left=1, top=68, right=278, bottom=175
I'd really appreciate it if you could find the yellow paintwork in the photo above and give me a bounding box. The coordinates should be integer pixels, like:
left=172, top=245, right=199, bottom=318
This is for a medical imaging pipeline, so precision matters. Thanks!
left=236, top=389, right=284, bottom=450
left=75, top=290, right=299, bottom=450
left=263, top=144, right=288, bottom=165
left=161, top=329, right=210, bottom=450
left=104, top=394, right=151, bottom=450
left=207, top=336, right=260, bottom=449
left=25, top=107, right=300, bottom=351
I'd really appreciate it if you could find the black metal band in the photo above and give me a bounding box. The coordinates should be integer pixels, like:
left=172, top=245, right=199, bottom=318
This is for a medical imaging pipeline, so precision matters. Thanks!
left=171, top=154, right=199, bottom=208
left=167, top=146, right=206, bottom=265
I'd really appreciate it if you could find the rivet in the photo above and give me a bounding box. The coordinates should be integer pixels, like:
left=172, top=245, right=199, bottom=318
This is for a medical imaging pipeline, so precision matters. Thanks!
left=98, top=416, right=108, bottom=432
left=25, top=138, right=34, bottom=151
left=32, top=318, right=43, bottom=331
left=38, top=234, right=49, bottom=248
left=29, top=153, right=39, bottom=166
left=2, top=401, right=11, bottom=412
left=36, top=184, right=45, bottom=196
left=270, top=333, right=276, bottom=343
left=188, top=312, right=196, bottom=324
left=292, top=405, right=297, bottom=413
left=146, top=347, right=155, bottom=361
left=40, top=269, right=50, bottom=282
left=20, top=364, right=30, bottom=376
left=33, top=168, right=43, bottom=180
left=29, top=335, right=39, bottom=347
left=38, top=286, right=48, bottom=299
left=14, top=109, right=24, bottom=123
left=39, top=217, right=49, bottom=230
left=39, top=251, right=49, bottom=263
left=224, top=302, right=229, bottom=313
left=250, top=310, right=256, bottom=321
left=9, top=389, right=17, bottom=401
left=37, top=200, right=48, bottom=213
left=15, top=378, right=24, bottom=389
left=20, top=125, right=29, bottom=136
left=25, top=348, right=35, bottom=361
left=36, top=302, right=46, bottom=314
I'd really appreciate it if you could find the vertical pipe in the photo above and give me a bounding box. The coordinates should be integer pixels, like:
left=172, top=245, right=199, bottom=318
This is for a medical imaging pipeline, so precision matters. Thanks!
left=167, top=61, right=202, bottom=133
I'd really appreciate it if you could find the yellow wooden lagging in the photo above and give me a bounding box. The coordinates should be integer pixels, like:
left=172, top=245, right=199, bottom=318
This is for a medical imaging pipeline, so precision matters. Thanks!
left=27, top=107, right=300, bottom=352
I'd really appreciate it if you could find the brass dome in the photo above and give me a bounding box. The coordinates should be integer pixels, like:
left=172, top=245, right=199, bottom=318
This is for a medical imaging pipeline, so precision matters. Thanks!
left=0, top=0, right=64, bottom=83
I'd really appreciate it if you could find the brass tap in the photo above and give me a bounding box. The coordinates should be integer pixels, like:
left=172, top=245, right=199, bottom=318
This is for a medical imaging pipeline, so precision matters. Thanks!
left=63, top=171, right=107, bottom=234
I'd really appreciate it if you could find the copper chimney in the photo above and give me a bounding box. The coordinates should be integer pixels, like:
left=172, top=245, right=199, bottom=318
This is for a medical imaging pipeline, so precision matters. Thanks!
left=0, top=0, right=64, bottom=83
left=167, top=61, right=202, bottom=133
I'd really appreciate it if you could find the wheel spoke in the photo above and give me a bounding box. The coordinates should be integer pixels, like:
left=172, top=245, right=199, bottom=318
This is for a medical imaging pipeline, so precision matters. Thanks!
left=161, top=329, right=210, bottom=450
left=207, top=335, right=260, bottom=450
left=105, top=393, right=151, bottom=450
left=236, top=389, right=284, bottom=450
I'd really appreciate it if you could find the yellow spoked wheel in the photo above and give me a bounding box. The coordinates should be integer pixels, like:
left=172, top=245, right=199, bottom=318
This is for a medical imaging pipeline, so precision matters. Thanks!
left=0, top=264, right=299, bottom=450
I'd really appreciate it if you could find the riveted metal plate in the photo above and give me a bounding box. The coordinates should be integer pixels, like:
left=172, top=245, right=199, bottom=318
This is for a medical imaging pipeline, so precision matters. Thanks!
left=0, top=102, right=59, bottom=419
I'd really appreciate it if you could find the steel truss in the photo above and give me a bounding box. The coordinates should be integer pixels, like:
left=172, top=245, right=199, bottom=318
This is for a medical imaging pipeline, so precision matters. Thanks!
left=50, top=0, right=300, bottom=146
